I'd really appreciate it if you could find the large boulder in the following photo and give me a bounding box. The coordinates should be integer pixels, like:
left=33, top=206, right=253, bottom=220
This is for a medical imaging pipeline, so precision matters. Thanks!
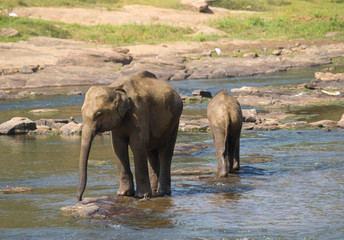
left=242, top=109, right=258, bottom=123
left=60, top=121, right=82, bottom=135
left=0, top=117, right=36, bottom=135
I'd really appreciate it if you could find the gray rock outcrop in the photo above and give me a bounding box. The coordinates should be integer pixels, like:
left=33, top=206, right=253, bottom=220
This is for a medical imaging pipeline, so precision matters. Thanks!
left=0, top=117, right=36, bottom=135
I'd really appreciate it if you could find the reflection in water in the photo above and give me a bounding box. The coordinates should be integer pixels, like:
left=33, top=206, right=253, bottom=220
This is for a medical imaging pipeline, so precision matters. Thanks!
left=1, top=69, right=344, bottom=239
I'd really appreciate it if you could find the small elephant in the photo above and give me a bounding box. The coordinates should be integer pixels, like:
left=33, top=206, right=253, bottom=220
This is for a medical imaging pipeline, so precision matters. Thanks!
left=207, top=90, right=242, bottom=177
left=78, top=71, right=183, bottom=201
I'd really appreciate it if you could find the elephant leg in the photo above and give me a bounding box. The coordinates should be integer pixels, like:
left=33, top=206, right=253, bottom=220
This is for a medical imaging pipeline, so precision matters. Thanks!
left=111, top=133, right=134, bottom=196
left=147, top=149, right=159, bottom=196
left=227, top=135, right=235, bottom=173
left=157, top=123, right=179, bottom=196
left=212, top=127, right=228, bottom=177
left=130, top=140, right=152, bottom=198
left=233, top=137, right=240, bottom=171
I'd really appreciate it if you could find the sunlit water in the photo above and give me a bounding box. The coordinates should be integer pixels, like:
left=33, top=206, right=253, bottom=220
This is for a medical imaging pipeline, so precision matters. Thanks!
left=1, top=69, right=344, bottom=239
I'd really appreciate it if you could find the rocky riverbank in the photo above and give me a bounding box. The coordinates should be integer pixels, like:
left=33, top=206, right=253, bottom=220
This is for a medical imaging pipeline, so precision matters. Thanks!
left=1, top=36, right=344, bottom=97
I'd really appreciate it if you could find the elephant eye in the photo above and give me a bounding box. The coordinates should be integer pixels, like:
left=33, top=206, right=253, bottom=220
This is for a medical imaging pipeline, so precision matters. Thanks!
left=94, top=111, right=103, bottom=119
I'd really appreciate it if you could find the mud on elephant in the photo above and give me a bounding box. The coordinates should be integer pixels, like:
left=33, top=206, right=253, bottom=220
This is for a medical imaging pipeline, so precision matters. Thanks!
left=78, top=71, right=183, bottom=201
left=207, top=90, right=243, bottom=177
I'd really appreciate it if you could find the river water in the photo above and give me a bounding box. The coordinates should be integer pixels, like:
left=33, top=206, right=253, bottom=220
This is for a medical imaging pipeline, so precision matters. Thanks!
left=1, top=69, right=344, bottom=239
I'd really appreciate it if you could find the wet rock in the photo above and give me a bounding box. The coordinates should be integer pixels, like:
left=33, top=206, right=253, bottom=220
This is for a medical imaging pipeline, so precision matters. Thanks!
left=60, top=121, right=82, bottom=135
left=35, top=119, right=69, bottom=129
left=242, top=109, right=258, bottom=123
left=0, top=117, right=36, bottom=135
left=242, top=153, right=275, bottom=163
left=174, top=142, right=208, bottom=155
left=61, top=196, right=137, bottom=218
left=192, top=89, right=212, bottom=98
left=0, top=185, right=33, bottom=194
left=310, top=120, right=338, bottom=128
left=337, top=113, right=344, bottom=128
left=280, top=121, right=309, bottom=129
left=179, top=119, right=209, bottom=132
left=172, top=166, right=217, bottom=176
left=31, top=124, right=52, bottom=135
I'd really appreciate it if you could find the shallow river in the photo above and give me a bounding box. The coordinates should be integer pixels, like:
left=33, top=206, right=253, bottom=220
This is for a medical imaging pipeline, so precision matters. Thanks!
left=1, top=69, right=344, bottom=239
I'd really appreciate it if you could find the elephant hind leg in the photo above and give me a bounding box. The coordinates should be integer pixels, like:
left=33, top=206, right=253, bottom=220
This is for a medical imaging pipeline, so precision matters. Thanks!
left=233, top=138, right=240, bottom=171
left=212, top=127, right=229, bottom=177
left=147, top=149, right=159, bottom=196
left=157, top=123, right=179, bottom=196
left=227, top=131, right=241, bottom=173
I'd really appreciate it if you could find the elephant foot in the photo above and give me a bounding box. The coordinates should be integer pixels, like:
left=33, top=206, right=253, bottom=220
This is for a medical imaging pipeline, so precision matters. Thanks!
left=158, top=185, right=171, bottom=196
left=218, top=170, right=228, bottom=178
left=233, top=162, right=240, bottom=172
left=117, top=188, right=135, bottom=196
left=135, top=191, right=152, bottom=199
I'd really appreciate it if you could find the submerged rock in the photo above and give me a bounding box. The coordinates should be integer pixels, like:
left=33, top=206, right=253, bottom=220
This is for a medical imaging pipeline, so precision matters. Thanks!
left=172, top=166, right=217, bottom=176
left=0, top=185, right=33, bottom=194
left=61, top=196, right=140, bottom=218
left=174, top=142, right=208, bottom=155
left=310, top=120, right=339, bottom=128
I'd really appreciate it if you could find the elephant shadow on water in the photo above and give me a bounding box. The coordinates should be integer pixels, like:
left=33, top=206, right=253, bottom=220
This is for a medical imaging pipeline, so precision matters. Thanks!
left=171, top=165, right=266, bottom=198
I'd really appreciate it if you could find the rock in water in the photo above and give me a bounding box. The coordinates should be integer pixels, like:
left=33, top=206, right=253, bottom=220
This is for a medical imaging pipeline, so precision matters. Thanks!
left=0, top=117, right=36, bottom=135
left=61, top=196, right=138, bottom=218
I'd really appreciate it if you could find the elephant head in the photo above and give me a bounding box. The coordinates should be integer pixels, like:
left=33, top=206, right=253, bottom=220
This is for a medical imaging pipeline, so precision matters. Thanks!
left=77, top=86, right=132, bottom=201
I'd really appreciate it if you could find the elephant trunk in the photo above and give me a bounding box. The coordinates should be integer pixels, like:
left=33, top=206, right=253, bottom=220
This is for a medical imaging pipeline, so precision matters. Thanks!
left=77, top=124, right=95, bottom=202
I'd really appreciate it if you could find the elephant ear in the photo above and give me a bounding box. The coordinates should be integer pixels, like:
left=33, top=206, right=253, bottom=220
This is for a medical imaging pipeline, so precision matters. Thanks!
left=114, top=89, right=132, bottom=119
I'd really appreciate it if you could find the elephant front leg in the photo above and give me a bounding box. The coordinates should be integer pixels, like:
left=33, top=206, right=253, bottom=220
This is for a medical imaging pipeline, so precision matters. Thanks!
left=131, top=142, right=152, bottom=198
left=111, top=133, right=135, bottom=196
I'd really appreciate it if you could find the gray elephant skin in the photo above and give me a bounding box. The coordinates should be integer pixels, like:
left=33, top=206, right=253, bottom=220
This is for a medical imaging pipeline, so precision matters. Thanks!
left=207, top=90, right=243, bottom=177
left=78, top=71, right=183, bottom=201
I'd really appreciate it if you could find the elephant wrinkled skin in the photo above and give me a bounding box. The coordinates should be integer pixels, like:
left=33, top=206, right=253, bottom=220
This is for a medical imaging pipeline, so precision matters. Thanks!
left=78, top=71, right=183, bottom=201
left=207, top=90, right=243, bottom=177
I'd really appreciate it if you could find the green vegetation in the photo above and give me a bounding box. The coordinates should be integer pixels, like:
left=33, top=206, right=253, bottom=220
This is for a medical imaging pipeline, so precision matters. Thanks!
left=0, top=0, right=183, bottom=10
left=0, top=0, right=343, bottom=45
left=0, top=16, right=194, bottom=45
left=210, top=0, right=344, bottom=40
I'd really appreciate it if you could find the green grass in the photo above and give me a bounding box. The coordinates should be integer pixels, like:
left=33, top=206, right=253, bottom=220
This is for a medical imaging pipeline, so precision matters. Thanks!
left=0, top=0, right=184, bottom=10
left=1, top=0, right=343, bottom=44
left=0, top=15, right=194, bottom=45
left=210, top=0, right=344, bottom=40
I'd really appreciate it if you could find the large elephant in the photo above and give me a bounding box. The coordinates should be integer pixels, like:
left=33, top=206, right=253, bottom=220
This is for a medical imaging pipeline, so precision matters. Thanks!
left=77, top=71, right=183, bottom=201
left=207, top=90, right=242, bottom=177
